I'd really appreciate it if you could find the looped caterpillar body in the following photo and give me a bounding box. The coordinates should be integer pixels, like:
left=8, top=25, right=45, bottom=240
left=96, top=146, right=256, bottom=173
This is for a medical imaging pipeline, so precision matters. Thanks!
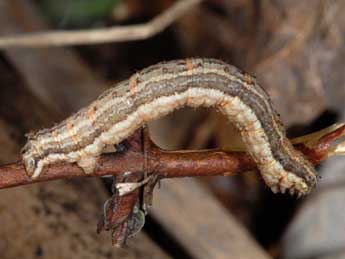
left=22, top=58, right=317, bottom=196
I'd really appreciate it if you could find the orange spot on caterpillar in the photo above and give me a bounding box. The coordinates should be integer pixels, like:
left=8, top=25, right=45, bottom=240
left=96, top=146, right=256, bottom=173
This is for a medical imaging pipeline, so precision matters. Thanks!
left=243, top=73, right=253, bottom=85
left=218, top=100, right=229, bottom=108
left=67, top=121, right=79, bottom=146
left=52, top=131, right=59, bottom=143
left=129, top=74, right=139, bottom=95
left=186, top=59, right=194, bottom=75
left=260, top=158, right=277, bottom=172
left=87, top=106, right=96, bottom=123
left=244, top=120, right=259, bottom=132
left=67, top=121, right=73, bottom=131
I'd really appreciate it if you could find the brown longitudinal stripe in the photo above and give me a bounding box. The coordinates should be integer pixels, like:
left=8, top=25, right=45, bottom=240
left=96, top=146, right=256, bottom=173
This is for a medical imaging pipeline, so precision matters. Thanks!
left=22, top=58, right=317, bottom=195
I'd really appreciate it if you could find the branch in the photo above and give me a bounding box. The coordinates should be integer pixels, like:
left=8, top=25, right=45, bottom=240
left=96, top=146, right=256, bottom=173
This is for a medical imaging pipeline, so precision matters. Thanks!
left=0, top=123, right=344, bottom=190
left=0, top=0, right=202, bottom=48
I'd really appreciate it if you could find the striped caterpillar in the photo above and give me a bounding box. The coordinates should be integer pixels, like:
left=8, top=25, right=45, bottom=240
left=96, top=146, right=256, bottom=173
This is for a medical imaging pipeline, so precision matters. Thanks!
left=22, top=58, right=317, bottom=196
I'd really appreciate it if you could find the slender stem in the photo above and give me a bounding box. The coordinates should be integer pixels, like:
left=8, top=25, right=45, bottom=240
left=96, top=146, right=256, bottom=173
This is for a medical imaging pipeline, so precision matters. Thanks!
left=0, top=0, right=202, bottom=48
left=0, top=124, right=344, bottom=190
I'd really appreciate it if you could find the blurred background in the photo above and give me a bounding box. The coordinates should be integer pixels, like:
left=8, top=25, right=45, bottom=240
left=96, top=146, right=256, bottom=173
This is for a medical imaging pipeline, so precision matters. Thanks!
left=0, top=0, right=344, bottom=258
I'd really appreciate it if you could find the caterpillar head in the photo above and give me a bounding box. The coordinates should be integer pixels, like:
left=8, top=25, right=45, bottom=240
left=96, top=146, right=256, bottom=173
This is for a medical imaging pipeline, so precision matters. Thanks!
left=21, top=140, right=40, bottom=178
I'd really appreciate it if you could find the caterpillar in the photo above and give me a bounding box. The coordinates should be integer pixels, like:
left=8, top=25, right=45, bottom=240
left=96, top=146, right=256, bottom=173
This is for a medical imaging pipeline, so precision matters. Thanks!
left=21, top=58, right=317, bottom=196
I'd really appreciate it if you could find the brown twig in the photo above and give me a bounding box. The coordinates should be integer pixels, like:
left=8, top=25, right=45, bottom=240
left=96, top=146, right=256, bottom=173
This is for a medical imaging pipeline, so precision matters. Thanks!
left=0, top=0, right=202, bottom=48
left=1, top=124, right=344, bottom=190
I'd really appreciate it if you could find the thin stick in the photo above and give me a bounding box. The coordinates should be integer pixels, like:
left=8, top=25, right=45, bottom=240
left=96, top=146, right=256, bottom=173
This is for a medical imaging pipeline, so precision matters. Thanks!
left=0, top=124, right=344, bottom=190
left=0, top=0, right=202, bottom=48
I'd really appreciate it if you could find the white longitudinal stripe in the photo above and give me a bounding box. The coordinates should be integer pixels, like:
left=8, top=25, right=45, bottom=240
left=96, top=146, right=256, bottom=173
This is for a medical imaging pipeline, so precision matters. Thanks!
left=32, top=88, right=308, bottom=194
left=38, top=66, right=269, bottom=147
left=220, top=97, right=308, bottom=194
